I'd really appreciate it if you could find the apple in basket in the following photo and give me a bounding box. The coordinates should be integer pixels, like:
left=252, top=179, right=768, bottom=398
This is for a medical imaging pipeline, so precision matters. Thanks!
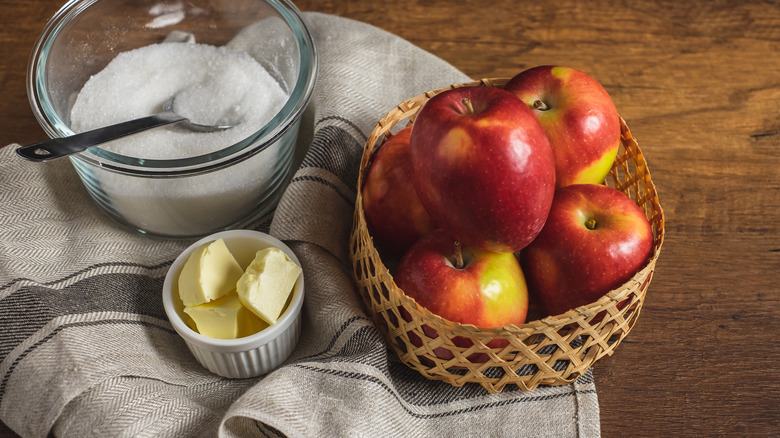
left=519, top=184, right=653, bottom=317
left=504, top=65, right=621, bottom=188
left=394, top=229, right=529, bottom=361
left=409, top=86, right=556, bottom=253
left=362, top=126, right=438, bottom=259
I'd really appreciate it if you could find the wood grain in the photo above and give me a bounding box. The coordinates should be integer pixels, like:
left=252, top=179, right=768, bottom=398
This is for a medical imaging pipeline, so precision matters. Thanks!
left=2, top=0, right=779, bottom=436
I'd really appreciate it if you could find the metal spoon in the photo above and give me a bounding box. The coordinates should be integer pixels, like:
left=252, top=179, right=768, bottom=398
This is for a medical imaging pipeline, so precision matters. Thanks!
left=16, top=97, right=235, bottom=162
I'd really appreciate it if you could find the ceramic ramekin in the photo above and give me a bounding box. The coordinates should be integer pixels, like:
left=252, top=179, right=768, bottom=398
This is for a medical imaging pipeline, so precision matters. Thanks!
left=162, top=229, right=305, bottom=378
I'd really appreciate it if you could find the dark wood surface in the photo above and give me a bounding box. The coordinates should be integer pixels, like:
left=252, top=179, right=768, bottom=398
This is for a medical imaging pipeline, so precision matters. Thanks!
left=2, top=0, right=779, bottom=436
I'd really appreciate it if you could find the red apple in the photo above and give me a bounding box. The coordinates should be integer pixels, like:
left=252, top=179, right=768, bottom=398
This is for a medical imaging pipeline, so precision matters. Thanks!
left=519, top=184, right=654, bottom=316
left=504, top=66, right=621, bottom=188
left=394, top=229, right=529, bottom=329
left=395, top=229, right=529, bottom=362
left=409, top=86, right=556, bottom=253
left=362, top=126, right=438, bottom=259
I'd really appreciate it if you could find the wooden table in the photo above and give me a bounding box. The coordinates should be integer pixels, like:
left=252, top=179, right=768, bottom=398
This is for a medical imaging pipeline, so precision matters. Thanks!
left=2, top=0, right=779, bottom=436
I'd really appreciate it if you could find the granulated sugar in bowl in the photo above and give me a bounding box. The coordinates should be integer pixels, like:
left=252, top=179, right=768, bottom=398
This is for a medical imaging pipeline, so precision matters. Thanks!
left=28, top=0, right=317, bottom=237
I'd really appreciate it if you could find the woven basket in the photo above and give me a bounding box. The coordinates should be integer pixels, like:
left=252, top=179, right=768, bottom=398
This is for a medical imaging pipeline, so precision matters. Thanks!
left=349, top=78, right=665, bottom=393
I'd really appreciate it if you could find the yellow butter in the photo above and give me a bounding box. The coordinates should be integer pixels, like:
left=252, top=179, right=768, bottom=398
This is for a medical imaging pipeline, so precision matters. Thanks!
left=237, top=247, right=301, bottom=325
left=183, top=291, right=269, bottom=339
left=178, top=238, right=245, bottom=307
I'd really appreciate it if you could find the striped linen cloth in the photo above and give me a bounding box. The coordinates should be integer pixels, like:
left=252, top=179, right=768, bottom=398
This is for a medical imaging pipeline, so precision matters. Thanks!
left=0, top=12, right=600, bottom=438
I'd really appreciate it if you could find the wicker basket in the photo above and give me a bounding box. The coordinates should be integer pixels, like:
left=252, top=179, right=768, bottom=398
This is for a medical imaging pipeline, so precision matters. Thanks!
left=349, top=78, right=665, bottom=393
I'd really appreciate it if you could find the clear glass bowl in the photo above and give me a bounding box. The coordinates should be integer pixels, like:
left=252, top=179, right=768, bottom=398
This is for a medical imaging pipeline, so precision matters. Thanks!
left=28, top=0, right=317, bottom=238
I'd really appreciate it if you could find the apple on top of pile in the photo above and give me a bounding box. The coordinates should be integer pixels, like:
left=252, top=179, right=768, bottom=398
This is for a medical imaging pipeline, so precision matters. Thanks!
left=362, top=65, right=653, bottom=327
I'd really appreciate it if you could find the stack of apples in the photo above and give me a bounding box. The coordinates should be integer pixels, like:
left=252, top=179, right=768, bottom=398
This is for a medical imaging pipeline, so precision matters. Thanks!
left=361, top=65, right=654, bottom=330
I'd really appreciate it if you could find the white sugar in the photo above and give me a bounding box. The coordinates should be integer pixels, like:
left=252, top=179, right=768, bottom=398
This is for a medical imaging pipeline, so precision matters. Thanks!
left=70, top=42, right=288, bottom=159
left=67, top=41, right=299, bottom=236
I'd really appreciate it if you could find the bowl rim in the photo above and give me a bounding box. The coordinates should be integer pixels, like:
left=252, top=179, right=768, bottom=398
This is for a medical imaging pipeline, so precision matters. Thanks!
left=162, top=229, right=305, bottom=353
left=27, top=0, right=318, bottom=177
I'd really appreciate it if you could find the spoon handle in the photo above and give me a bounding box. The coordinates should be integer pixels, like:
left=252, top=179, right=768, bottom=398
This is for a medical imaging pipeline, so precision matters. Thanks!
left=16, top=112, right=186, bottom=162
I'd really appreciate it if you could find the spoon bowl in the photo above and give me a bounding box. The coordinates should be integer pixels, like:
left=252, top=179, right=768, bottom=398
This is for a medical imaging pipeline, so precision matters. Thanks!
left=16, top=96, right=236, bottom=162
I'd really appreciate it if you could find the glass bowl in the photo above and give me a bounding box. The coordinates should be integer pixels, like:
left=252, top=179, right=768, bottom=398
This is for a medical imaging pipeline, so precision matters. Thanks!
left=27, top=0, right=317, bottom=237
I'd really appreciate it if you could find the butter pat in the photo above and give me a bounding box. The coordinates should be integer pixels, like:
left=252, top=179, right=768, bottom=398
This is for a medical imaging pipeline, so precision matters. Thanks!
left=178, top=238, right=244, bottom=307
left=237, top=247, right=302, bottom=325
left=183, top=291, right=269, bottom=339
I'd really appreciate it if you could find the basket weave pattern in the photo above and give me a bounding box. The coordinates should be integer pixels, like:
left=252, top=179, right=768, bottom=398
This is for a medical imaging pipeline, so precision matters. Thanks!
left=349, top=79, right=665, bottom=393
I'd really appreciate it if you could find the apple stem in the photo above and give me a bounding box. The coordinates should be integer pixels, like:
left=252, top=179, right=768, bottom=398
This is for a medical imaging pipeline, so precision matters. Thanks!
left=454, top=241, right=464, bottom=269
left=462, top=98, right=475, bottom=114
left=533, top=99, right=550, bottom=111
left=585, top=218, right=598, bottom=230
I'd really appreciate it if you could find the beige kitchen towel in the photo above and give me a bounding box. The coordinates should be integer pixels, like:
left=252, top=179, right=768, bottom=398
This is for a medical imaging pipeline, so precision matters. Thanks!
left=0, top=12, right=600, bottom=438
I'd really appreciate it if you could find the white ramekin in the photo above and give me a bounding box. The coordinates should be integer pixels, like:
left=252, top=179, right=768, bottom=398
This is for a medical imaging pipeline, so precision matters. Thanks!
left=162, top=229, right=304, bottom=378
